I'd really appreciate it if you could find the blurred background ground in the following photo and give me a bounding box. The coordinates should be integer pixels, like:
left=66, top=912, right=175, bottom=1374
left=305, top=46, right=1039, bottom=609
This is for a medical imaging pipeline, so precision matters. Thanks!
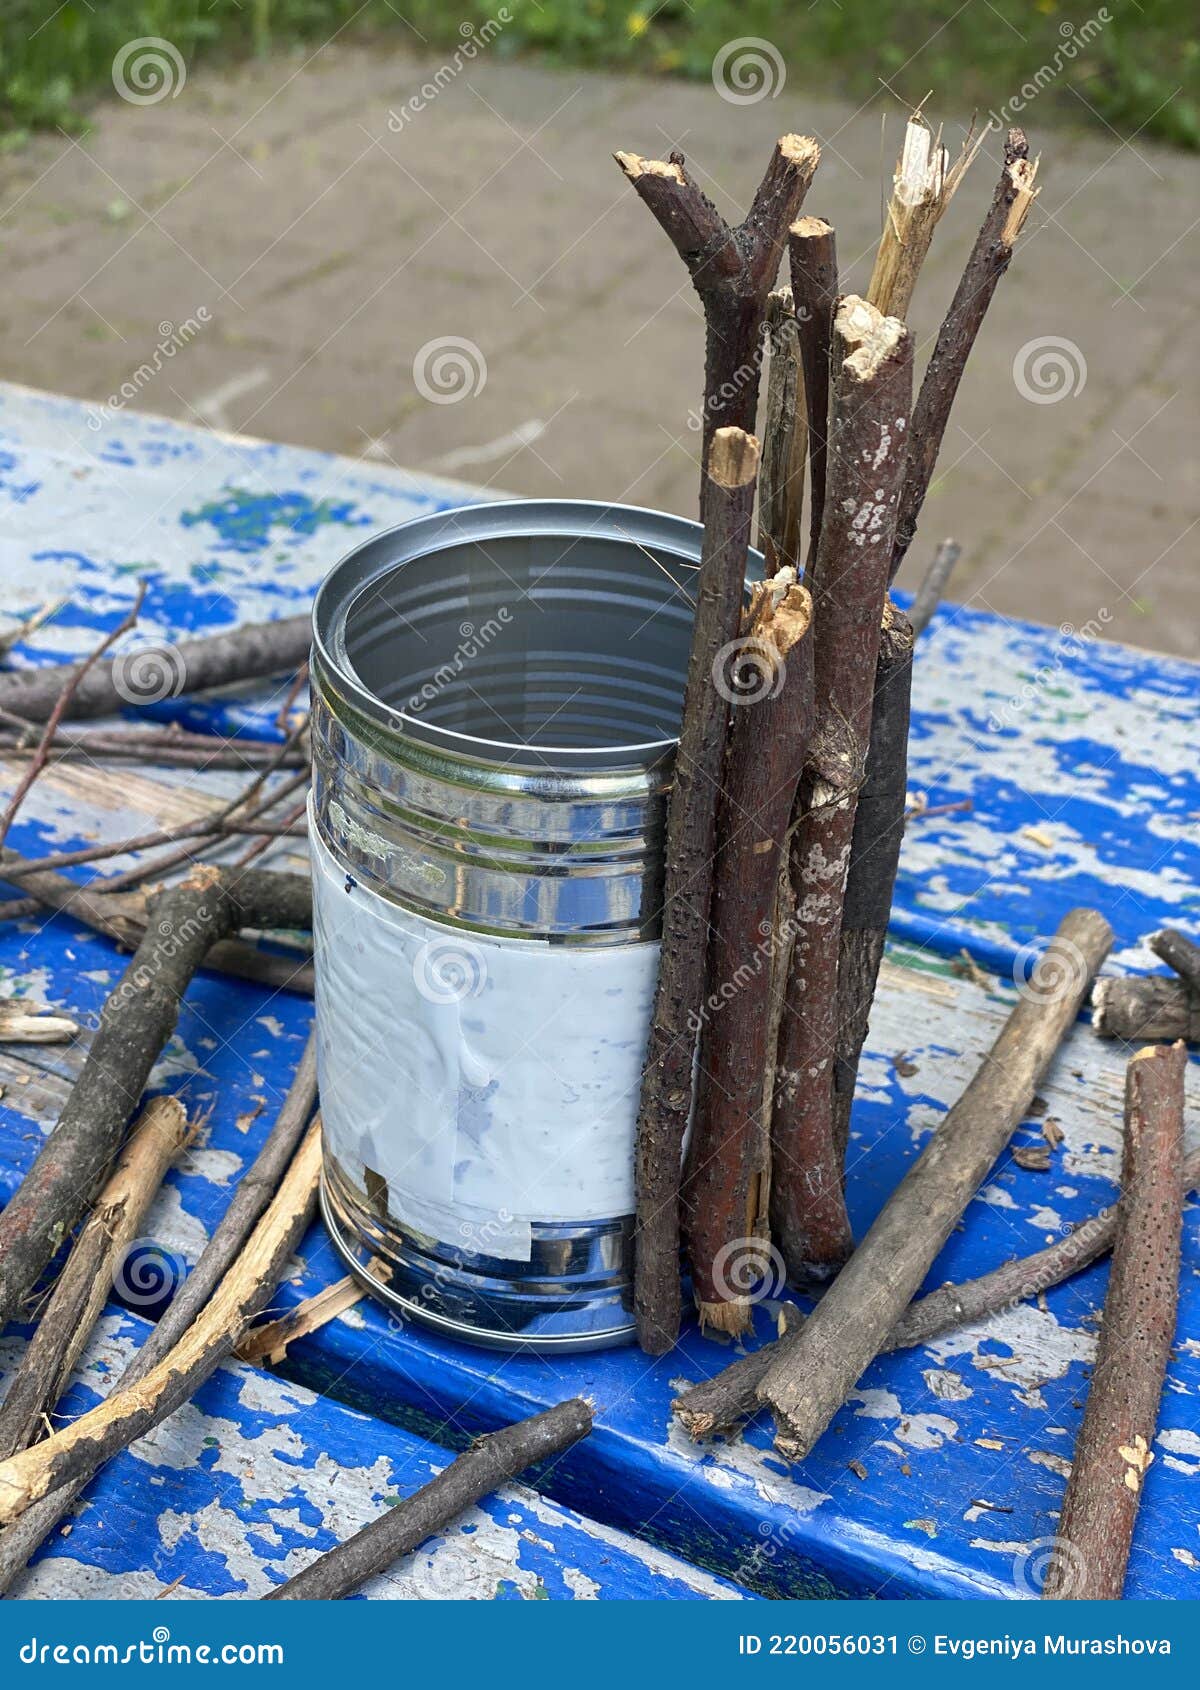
left=0, top=4, right=1196, bottom=652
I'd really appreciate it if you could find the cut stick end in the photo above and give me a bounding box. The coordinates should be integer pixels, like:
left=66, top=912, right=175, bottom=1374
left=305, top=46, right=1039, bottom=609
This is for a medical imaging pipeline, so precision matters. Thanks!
left=835, top=295, right=907, bottom=380
left=697, top=1297, right=754, bottom=1338
left=776, top=134, right=821, bottom=174
left=613, top=150, right=684, bottom=185
left=791, top=214, right=834, bottom=240
left=671, top=1403, right=715, bottom=1442
left=708, top=426, right=760, bottom=489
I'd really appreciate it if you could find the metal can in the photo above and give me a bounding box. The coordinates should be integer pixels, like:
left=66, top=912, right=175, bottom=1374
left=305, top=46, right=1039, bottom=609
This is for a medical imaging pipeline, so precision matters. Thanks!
left=309, top=499, right=707, bottom=1351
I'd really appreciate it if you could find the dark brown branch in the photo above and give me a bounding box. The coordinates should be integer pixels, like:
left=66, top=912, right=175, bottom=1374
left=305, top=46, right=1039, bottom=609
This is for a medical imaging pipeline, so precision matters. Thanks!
left=0, top=613, right=312, bottom=725
left=831, top=604, right=914, bottom=1172
left=1148, top=928, right=1200, bottom=995
left=0, top=1097, right=188, bottom=1461
left=0, top=586, right=146, bottom=850
left=672, top=1141, right=1200, bottom=1441
left=0, top=1123, right=321, bottom=1526
left=891, top=131, right=1039, bottom=580
left=683, top=575, right=814, bottom=1333
left=0, top=1034, right=318, bottom=1590
left=633, top=427, right=760, bottom=1355
left=263, top=1399, right=594, bottom=1600
left=615, top=137, right=819, bottom=497
left=757, top=290, right=807, bottom=577
left=787, top=217, right=838, bottom=562
left=761, top=907, right=1113, bottom=1461
left=908, top=538, right=961, bottom=636
left=0, top=866, right=312, bottom=1335
left=1043, top=1042, right=1185, bottom=1599
left=1092, top=975, right=1200, bottom=1043
left=770, top=298, right=913, bottom=1284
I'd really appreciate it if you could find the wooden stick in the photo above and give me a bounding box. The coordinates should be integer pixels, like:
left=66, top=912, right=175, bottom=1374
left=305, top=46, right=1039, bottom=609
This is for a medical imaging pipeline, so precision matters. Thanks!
left=757, top=291, right=807, bottom=577
left=615, top=137, right=819, bottom=497
left=0, top=1097, right=188, bottom=1462
left=770, top=298, right=913, bottom=1283
left=633, top=426, right=760, bottom=1355
left=0, top=612, right=312, bottom=724
left=0, top=866, right=312, bottom=1335
left=908, top=538, right=961, bottom=636
left=1148, top=928, right=1200, bottom=995
left=1093, top=976, right=1200, bottom=1043
left=683, top=574, right=814, bottom=1333
left=891, top=130, right=1039, bottom=580
left=672, top=1143, right=1200, bottom=1440
left=761, top=907, right=1113, bottom=1460
left=0, top=1037, right=319, bottom=1591
left=0, top=1121, right=321, bottom=1526
left=0, top=586, right=146, bottom=851
left=787, top=217, right=838, bottom=563
left=1043, top=1042, right=1185, bottom=1599
left=263, top=1398, right=594, bottom=1600
left=0, top=855, right=313, bottom=997
left=0, top=1002, right=78, bottom=1043
left=867, top=114, right=983, bottom=322
left=830, top=604, right=915, bottom=1173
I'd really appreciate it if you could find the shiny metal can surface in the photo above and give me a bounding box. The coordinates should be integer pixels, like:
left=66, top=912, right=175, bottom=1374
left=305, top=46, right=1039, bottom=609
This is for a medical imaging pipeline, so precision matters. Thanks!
left=309, top=498, right=710, bottom=1351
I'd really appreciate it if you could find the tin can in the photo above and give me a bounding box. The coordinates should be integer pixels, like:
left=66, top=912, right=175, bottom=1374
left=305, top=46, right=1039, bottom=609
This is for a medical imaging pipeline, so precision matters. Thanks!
left=309, top=499, right=712, bottom=1351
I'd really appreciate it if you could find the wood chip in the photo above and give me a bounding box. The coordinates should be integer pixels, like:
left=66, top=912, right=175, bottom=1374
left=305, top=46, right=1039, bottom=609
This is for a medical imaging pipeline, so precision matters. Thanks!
left=847, top=1458, right=868, bottom=1480
left=1012, top=1145, right=1051, bottom=1171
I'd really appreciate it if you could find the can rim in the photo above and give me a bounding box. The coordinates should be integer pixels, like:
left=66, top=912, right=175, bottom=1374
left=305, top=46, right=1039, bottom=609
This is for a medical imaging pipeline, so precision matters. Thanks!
left=312, top=497, right=761, bottom=773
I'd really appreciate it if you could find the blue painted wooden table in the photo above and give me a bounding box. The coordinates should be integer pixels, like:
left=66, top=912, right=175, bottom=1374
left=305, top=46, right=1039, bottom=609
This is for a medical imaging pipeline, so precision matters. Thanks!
left=0, top=383, right=1197, bottom=1601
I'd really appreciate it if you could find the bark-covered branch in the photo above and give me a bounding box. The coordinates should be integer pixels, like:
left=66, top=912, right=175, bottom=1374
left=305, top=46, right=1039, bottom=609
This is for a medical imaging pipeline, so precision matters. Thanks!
left=263, top=1399, right=594, bottom=1600
left=787, top=216, right=838, bottom=562
left=1092, top=975, right=1200, bottom=1043
left=891, top=130, right=1039, bottom=579
left=0, top=866, right=312, bottom=1335
left=1148, top=928, right=1200, bottom=994
left=633, top=427, right=760, bottom=1355
left=908, top=538, right=961, bottom=636
left=683, top=575, right=814, bottom=1333
left=761, top=908, right=1113, bottom=1461
left=0, top=613, right=311, bottom=724
left=757, top=290, right=807, bottom=577
left=770, top=297, right=913, bottom=1284
left=615, top=136, right=819, bottom=496
left=1043, top=1042, right=1185, bottom=1599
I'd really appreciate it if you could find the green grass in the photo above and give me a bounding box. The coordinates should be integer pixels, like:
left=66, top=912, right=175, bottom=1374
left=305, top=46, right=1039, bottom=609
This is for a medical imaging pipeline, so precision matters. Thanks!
left=2, top=0, right=1197, bottom=151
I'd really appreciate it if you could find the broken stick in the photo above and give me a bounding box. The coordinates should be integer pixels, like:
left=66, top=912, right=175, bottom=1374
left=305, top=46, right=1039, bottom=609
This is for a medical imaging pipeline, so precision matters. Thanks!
left=264, top=1398, right=594, bottom=1600
left=683, top=573, right=814, bottom=1334
left=1043, top=1042, right=1185, bottom=1599
left=0, top=1120, right=321, bottom=1527
left=1148, top=928, right=1200, bottom=995
left=1093, top=975, right=1200, bottom=1043
left=867, top=113, right=982, bottom=322
left=891, top=130, right=1039, bottom=579
left=614, top=136, right=819, bottom=496
left=633, top=427, right=760, bottom=1355
left=770, top=297, right=913, bottom=1283
left=761, top=907, right=1113, bottom=1461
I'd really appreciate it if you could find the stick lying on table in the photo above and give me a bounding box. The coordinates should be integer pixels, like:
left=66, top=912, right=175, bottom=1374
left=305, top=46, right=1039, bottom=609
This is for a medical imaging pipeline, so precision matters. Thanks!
left=614, top=136, right=819, bottom=499
left=770, top=297, right=913, bottom=1284
left=1043, top=1042, right=1186, bottom=1599
left=263, top=1399, right=594, bottom=1600
left=0, top=1097, right=189, bottom=1462
left=1149, top=928, right=1200, bottom=994
left=908, top=539, right=961, bottom=637
left=672, top=1142, right=1200, bottom=1441
left=761, top=907, right=1113, bottom=1461
left=0, top=1119, right=321, bottom=1528
left=0, top=1034, right=319, bottom=1592
left=1092, top=975, right=1200, bottom=1043
left=0, top=865, right=312, bottom=1336
left=0, top=613, right=311, bottom=725
left=633, top=427, right=760, bottom=1356
left=682, top=573, right=814, bottom=1334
